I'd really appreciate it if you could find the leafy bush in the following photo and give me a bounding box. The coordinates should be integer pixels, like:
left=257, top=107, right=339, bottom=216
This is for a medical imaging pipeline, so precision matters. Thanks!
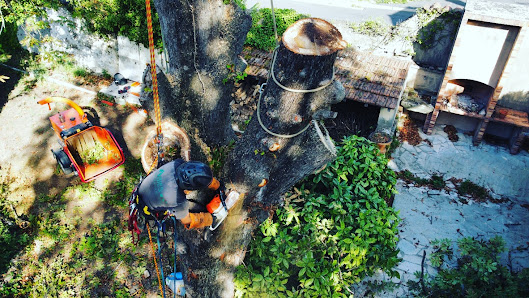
left=235, top=135, right=400, bottom=297
left=415, top=8, right=462, bottom=50
left=71, top=0, right=163, bottom=48
left=2, top=0, right=162, bottom=49
left=409, top=236, right=529, bottom=297
left=246, top=8, right=308, bottom=51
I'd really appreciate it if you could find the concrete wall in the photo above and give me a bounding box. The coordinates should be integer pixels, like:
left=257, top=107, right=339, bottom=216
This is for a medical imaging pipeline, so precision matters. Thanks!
left=19, top=8, right=167, bottom=82
left=450, top=20, right=518, bottom=88
left=406, top=63, right=444, bottom=94
left=412, top=13, right=461, bottom=68
left=498, top=27, right=529, bottom=113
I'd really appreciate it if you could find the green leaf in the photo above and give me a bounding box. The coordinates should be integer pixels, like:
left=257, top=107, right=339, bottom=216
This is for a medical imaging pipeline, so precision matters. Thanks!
left=299, top=267, right=306, bottom=277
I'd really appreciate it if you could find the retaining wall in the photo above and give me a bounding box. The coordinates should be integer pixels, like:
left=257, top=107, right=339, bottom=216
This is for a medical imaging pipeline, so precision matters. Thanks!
left=18, top=8, right=167, bottom=82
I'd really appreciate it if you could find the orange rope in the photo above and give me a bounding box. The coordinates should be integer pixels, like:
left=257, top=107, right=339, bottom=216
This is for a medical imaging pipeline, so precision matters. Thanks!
left=147, top=154, right=159, bottom=175
left=146, top=221, right=164, bottom=297
left=146, top=0, right=163, bottom=171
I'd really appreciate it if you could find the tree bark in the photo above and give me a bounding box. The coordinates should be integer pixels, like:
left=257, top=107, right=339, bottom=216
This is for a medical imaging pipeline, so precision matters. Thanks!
left=158, top=18, right=347, bottom=297
left=146, top=0, right=251, bottom=147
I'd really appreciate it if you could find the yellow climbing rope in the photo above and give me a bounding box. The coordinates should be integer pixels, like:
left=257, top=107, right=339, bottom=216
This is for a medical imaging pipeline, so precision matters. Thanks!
left=146, top=221, right=164, bottom=297
left=145, top=0, right=165, bottom=295
left=146, top=0, right=163, bottom=176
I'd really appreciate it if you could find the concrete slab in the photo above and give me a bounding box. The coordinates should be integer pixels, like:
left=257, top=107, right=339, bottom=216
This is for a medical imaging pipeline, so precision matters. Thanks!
left=361, top=125, right=529, bottom=296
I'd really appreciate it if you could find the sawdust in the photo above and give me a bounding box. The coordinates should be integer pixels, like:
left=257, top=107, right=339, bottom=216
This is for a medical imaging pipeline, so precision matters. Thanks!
left=443, top=125, right=459, bottom=142
left=398, top=117, right=422, bottom=146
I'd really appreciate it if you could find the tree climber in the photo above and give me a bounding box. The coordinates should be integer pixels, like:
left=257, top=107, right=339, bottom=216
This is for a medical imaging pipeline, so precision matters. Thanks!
left=129, top=159, right=238, bottom=237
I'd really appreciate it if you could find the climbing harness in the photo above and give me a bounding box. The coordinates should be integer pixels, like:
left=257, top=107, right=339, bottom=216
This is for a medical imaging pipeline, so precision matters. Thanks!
left=254, top=0, right=337, bottom=155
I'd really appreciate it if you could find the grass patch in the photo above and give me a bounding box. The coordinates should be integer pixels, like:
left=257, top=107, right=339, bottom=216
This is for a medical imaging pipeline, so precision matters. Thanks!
left=350, top=18, right=391, bottom=36
left=73, top=67, right=88, bottom=78
left=398, top=170, right=445, bottom=189
left=457, top=179, right=490, bottom=201
left=0, top=157, right=149, bottom=295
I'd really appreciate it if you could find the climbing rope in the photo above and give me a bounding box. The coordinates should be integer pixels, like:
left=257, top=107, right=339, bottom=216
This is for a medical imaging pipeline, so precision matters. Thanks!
left=147, top=221, right=164, bottom=297
left=144, top=0, right=167, bottom=293
left=145, top=0, right=164, bottom=175
left=156, top=221, right=167, bottom=297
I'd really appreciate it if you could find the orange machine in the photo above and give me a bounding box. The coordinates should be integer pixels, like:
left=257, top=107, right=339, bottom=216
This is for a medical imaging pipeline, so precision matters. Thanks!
left=38, top=97, right=125, bottom=182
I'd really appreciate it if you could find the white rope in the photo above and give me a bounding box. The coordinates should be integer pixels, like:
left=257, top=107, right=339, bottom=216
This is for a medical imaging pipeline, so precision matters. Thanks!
left=270, top=46, right=336, bottom=93
left=313, top=120, right=336, bottom=155
left=256, top=83, right=311, bottom=138
left=270, top=0, right=278, bottom=43
left=0, top=6, right=5, bottom=36
left=255, top=1, right=337, bottom=154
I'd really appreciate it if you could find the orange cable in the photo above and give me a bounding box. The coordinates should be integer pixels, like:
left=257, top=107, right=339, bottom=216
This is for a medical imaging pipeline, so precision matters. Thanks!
left=146, top=221, right=164, bottom=297
left=146, top=0, right=163, bottom=168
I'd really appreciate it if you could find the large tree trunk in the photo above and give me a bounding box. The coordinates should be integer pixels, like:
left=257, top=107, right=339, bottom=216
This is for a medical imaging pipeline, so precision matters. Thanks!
left=161, top=18, right=347, bottom=297
left=147, top=0, right=251, bottom=146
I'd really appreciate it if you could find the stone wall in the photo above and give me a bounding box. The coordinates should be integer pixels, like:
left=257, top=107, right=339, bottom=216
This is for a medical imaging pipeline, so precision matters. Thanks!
left=18, top=8, right=167, bottom=82
left=406, top=63, right=444, bottom=94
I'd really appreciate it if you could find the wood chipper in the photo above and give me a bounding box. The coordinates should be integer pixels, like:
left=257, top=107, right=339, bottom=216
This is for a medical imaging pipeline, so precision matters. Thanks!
left=38, top=97, right=125, bottom=182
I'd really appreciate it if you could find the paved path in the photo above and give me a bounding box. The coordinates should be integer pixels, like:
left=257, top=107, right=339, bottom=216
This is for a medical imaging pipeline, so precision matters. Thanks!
left=247, top=0, right=466, bottom=24
left=354, top=125, right=529, bottom=296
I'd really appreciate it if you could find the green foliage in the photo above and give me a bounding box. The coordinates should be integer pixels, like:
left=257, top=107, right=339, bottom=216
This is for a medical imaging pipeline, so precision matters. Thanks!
left=350, top=18, right=391, bottom=37
left=429, top=174, right=445, bottom=190
left=76, top=219, right=122, bottom=260
left=235, top=135, right=401, bottom=296
left=101, top=69, right=112, bottom=80
left=96, top=92, right=115, bottom=104
left=398, top=170, right=446, bottom=189
left=103, top=157, right=144, bottom=207
left=385, top=133, right=400, bottom=157
left=223, top=0, right=246, bottom=10
left=457, top=179, right=490, bottom=201
left=223, top=64, right=248, bottom=84
left=409, top=236, right=529, bottom=297
left=70, top=0, right=163, bottom=48
left=415, top=8, right=462, bottom=50
left=246, top=8, right=308, bottom=51
left=0, top=183, right=32, bottom=275
left=209, top=140, right=235, bottom=177
left=0, top=18, right=25, bottom=63
left=1, top=0, right=162, bottom=50
left=73, top=67, right=88, bottom=78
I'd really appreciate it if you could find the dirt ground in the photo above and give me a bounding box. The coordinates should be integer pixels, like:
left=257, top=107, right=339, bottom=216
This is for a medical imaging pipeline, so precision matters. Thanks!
left=0, top=69, right=155, bottom=211
left=0, top=68, right=165, bottom=295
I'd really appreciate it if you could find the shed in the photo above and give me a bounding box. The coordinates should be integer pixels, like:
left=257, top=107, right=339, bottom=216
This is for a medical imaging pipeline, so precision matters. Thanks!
left=243, top=47, right=411, bottom=135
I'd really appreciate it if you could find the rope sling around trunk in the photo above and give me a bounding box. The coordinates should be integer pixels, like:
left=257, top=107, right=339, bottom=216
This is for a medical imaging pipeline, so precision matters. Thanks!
left=256, top=4, right=337, bottom=155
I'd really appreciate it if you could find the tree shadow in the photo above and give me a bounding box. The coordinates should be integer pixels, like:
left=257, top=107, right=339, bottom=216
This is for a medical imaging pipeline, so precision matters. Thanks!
left=388, top=8, right=417, bottom=26
left=0, top=63, right=23, bottom=113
